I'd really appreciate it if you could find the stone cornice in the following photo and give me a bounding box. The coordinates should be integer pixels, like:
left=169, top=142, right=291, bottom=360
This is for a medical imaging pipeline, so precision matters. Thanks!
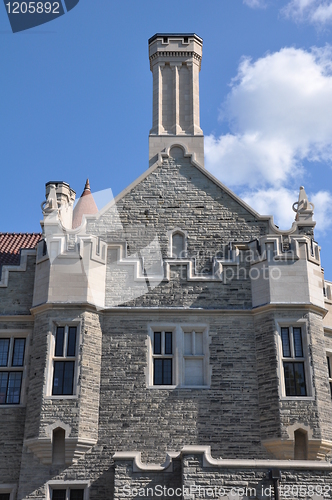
left=252, top=302, right=328, bottom=318
left=113, top=446, right=332, bottom=471
left=30, top=302, right=101, bottom=315
left=0, top=315, right=34, bottom=322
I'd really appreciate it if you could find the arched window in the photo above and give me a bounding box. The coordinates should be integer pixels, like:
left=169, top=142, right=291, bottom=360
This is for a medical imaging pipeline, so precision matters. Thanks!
left=172, top=232, right=185, bottom=258
left=52, top=427, right=65, bottom=464
left=294, top=429, right=307, bottom=460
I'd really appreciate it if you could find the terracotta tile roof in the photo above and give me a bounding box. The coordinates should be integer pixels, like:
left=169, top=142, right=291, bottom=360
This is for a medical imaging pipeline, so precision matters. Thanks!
left=72, top=179, right=98, bottom=229
left=0, top=233, right=42, bottom=268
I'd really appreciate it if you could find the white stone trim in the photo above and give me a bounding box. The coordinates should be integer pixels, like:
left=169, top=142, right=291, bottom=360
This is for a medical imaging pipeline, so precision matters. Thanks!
left=113, top=451, right=178, bottom=472
left=286, top=423, right=314, bottom=441
left=25, top=436, right=97, bottom=465
left=112, top=445, right=332, bottom=470
left=46, top=480, right=90, bottom=500
left=167, top=228, right=188, bottom=258
left=0, top=484, right=17, bottom=500
left=0, top=249, right=36, bottom=288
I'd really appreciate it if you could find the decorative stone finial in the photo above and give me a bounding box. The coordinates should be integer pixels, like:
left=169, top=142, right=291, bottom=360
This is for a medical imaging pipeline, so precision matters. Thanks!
left=292, top=186, right=315, bottom=222
left=81, top=179, right=91, bottom=197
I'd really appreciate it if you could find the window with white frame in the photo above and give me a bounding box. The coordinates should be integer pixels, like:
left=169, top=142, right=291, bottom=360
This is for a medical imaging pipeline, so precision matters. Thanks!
left=52, top=325, right=78, bottom=396
left=280, top=326, right=307, bottom=397
left=148, top=325, right=210, bottom=388
left=152, top=331, right=173, bottom=385
left=51, top=490, right=84, bottom=500
left=327, top=353, right=332, bottom=399
left=0, top=334, right=27, bottom=405
left=48, top=483, right=88, bottom=500
left=0, top=485, right=16, bottom=500
left=183, top=330, right=205, bottom=386
left=171, top=231, right=185, bottom=258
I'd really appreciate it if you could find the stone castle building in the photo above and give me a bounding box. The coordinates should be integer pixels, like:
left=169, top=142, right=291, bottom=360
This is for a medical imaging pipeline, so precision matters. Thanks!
left=1, top=33, right=332, bottom=500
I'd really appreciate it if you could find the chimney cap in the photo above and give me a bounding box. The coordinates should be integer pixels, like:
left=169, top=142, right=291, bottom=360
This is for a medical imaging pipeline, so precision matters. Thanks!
left=148, top=33, right=203, bottom=45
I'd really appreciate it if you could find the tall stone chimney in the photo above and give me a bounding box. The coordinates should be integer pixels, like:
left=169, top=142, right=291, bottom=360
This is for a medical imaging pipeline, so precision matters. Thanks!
left=148, top=33, right=204, bottom=167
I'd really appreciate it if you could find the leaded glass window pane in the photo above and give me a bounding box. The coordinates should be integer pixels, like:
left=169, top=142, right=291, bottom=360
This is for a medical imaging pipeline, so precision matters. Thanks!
left=12, top=338, right=26, bottom=366
left=154, top=358, right=163, bottom=385
left=293, top=327, right=303, bottom=357
left=55, top=327, right=65, bottom=357
left=281, top=328, right=291, bottom=357
left=53, top=361, right=75, bottom=396
left=70, top=490, right=84, bottom=500
left=0, top=372, right=8, bottom=404
left=165, top=333, right=172, bottom=355
left=284, top=362, right=306, bottom=396
left=0, top=339, right=9, bottom=367
left=63, top=362, right=75, bottom=395
left=154, top=332, right=161, bottom=354
left=67, top=327, right=77, bottom=357
left=153, top=359, right=172, bottom=385
left=163, top=359, right=172, bottom=385
left=6, top=372, right=22, bottom=404
left=52, top=490, right=66, bottom=500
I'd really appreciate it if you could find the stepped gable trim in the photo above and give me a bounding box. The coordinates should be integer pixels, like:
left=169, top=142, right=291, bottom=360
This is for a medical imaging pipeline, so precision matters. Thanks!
left=87, top=144, right=284, bottom=233
left=113, top=446, right=332, bottom=471
left=0, top=249, right=37, bottom=288
left=113, top=451, right=178, bottom=472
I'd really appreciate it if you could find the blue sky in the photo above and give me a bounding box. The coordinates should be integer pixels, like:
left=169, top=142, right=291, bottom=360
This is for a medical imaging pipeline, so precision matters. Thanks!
left=1, top=0, right=332, bottom=277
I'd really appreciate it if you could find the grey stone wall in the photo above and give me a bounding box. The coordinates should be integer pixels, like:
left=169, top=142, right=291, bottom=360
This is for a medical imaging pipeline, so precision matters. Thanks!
left=21, top=309, right=102, bottom=442
left=0, top=321, right=33, bottom=486
left=0, top=255, right=36, bottom=315
left=114, top=459, right=182, bottom=500
left=87, top=159, right=269, bottom=309
left=98, top=310, right=266, bottom=462
left=182, top=454, right=332, bottom=500
left=253, top=311, right=281, bottom=443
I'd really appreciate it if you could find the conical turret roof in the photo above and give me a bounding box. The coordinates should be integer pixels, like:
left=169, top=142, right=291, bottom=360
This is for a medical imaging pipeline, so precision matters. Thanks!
left=72, top=179, right=98, bottom=229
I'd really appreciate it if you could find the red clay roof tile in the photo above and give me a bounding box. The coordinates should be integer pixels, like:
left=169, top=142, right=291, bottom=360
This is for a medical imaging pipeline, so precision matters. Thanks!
left=0, top=233, right=42, bottom=268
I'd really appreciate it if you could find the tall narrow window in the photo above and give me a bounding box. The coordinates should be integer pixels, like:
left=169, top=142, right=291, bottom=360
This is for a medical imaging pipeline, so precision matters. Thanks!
left=52, top=427, right=65, bottom=464
left=281, top=326, right=306, bottom=396
left=153, top=331, right=173, bottom=385
left=294, top=429, right=308, bottom=460
left=183, top=331, right=205, bottom=386
left=327, top=354, right=332, bottom=399
left=52, top=326, right=77, bottom=396
left=0, top=336, right=26, bottom=405
left=172, top=232, right=185, bottom=258
left=0, top=494, right=10, bottom=500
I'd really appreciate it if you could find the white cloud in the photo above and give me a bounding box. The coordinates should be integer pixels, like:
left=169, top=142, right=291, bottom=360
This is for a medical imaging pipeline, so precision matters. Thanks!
left=240, top=187, right=332, bottom=234
left=311, top=190, right=332, bottom=234
left=282, top=0, right=332, bottom=25
left=205, top=45, right=332, bottom=189
left=204, top=45, right=332, bottom=233
left=241, top=187, right=298, bottom=229
left=243, top=0, right=266, bottom=8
